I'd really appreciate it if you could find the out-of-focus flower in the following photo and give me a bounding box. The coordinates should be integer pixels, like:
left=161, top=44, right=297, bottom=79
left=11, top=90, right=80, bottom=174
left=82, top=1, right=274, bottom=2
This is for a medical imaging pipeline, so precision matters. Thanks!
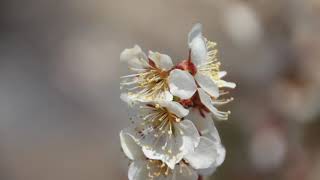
left=223, top=2, right=262, bottom=46
left=169, top=24, right=235, bottom=120
left=124, top=100, right=200, bottom=169
left=249, top=127, right=287, bottom=172
left=271, top=80, right=320, bottom=123
left=120, top=130, right=224, bottom=180
left=120, top=45, right=174, bottom=102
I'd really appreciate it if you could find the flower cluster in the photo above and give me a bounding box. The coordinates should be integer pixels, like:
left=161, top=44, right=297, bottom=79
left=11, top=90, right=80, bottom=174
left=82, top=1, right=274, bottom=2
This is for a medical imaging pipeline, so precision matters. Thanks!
left=119, top=24, right=236, bottom=180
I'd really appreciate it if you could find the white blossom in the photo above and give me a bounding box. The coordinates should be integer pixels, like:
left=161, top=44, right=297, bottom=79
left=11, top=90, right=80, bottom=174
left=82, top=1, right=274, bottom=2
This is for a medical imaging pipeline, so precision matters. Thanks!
left=168, top=24, right=236, bottom=120
left=120, top=130, right=223, bottom=180
left=120, top=45, right=174, bottom=102
left=119, top=24, right=235, bottom=180
left=124, top=100, right=200, bottom=169
left=188, top=23, right=236, bottom=90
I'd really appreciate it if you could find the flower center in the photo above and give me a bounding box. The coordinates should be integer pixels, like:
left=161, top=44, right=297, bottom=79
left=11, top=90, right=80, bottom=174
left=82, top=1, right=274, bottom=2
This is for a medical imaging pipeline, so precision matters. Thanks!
left=175, top=59, right=197, bottom=75
left=136, top=104, right=185, bottom=156
left=145, top=160, right=194, bottom=179
left=121, top=57, right=171, bottom=101
left=180, top=92, right=210, bottom=118
left=141, top=104, right=180, bottom=137
left=146, top=160, right=171, bottom=179
left=123, top=70, right=169, bottom=101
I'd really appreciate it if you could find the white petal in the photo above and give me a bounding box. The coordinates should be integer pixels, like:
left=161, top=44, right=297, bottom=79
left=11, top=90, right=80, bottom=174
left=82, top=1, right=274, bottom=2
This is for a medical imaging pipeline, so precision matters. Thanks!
left=168, top=69, right=197, bottom=99
left=142, top=91, right=173, bottom=102
left=215, top=144, right=226, bottom=166
left=174, top=162, right=198, bottom=180
left=188, top=24, right=207, bottom=66
left=128, top=160, right=148, bottom=180
left=218, top=71, right=227, bottom=78
left=198, top=88, right=229, bottom=120
left=148, top=51, right=174, bottom=71
left=218, top=80, right=236, bottom=89
left=188, top=110, right=221, bottom=143
left=158, top=101, right=189, bottom=118
left=188, top=23, right=203, bottom=46
left=142, top=147, right=181, bottom=170
left=120, top=45, right=144, bottom=62
left=195, top=73, right=219, bottom=98
left=120, top=45, right=148, bottom=70
left=120, top=130, right=145, bottom=161
left=184, top=137, right=218, bottom=169
left=190, top=37, right=207, bottom=66
left=197, top=88, right=216, bottom=113
left=174, top=120, right=200, bottom=155
left=197, top=165, right=217, bottom=176
left=197, top=145, right=225, bottom=176
left=188, top=111, right=226, bottom=167
left=121, top=89, right=173, bottom=103
left=158, top=90, right=174, bottom=102
left=120, top=93, right=137, bottom=106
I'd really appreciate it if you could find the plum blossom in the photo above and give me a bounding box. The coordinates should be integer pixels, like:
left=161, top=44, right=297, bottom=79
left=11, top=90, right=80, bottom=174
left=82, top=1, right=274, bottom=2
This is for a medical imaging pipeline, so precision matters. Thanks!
left=188, top=23, right=236, bottom=90
left=120, top=130, right=225, bottom=180
left=168, top=24, right=235, bottom=120
left=124, top=100, right=200, bottom=169
left=119, top=23, right=235, bottom=180
left=120, top=46, right=174, bottom=102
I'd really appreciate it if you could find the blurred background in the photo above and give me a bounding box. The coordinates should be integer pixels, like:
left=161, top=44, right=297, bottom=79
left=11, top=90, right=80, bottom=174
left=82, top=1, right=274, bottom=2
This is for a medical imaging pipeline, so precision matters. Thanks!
left=0, top=0, right=320, bottom=179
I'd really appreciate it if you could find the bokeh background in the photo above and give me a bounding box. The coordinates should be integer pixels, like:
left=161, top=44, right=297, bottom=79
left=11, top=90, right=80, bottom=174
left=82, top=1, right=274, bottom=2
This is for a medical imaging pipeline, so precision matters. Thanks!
left=0, top=0, right=320, bottom=179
